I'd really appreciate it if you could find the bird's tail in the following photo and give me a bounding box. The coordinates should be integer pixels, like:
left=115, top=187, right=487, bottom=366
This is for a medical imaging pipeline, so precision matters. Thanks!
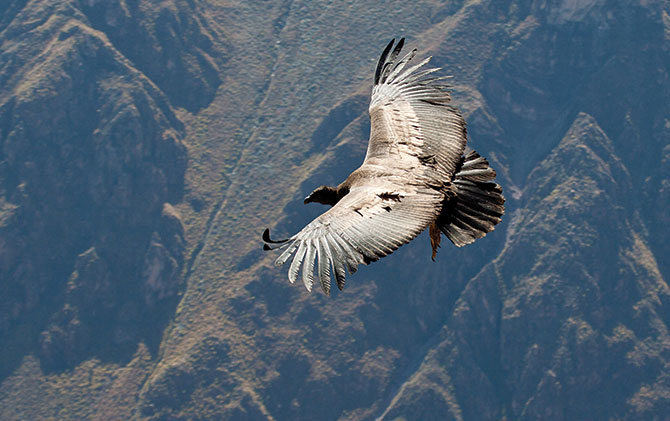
left=433, top=150, right=505, bottom=251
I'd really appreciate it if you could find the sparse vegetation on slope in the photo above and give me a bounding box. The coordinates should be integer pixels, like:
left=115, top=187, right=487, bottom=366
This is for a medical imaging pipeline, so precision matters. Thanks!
left=1, top=0, right=669, bottom=419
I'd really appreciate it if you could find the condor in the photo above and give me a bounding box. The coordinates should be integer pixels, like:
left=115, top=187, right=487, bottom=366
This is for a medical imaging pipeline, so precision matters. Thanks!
left=264, top=38, right=505, bottom=294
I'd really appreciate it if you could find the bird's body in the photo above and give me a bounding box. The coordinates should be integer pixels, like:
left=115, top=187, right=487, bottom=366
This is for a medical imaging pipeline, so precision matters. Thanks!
left=264, top=38, right=505, bottom=294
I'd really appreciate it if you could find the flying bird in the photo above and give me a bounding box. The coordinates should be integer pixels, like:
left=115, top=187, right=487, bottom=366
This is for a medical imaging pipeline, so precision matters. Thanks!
left=263, top=38, right=504, bottom=294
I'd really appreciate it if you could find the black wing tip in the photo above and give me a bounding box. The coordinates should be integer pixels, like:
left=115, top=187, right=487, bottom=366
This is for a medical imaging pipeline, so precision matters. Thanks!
left=375, top=38, right=408, bottom=85
left=374, top=38, right=396, bottom=85
left=375, top=37, right=405, bottom=85
left=263, top=228, right=291, bottom=251
left=394, top=37, right=405, bottom=54
left=262, top=228, right=289, bottom=244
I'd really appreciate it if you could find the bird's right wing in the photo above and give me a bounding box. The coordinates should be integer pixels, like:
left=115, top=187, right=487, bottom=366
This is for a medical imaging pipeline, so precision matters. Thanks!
left=272, top=178, right=443, bottom=294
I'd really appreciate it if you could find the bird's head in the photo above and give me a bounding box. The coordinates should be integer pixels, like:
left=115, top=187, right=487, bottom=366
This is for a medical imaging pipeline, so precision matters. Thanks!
left=304, top=185, right=338, bottom=206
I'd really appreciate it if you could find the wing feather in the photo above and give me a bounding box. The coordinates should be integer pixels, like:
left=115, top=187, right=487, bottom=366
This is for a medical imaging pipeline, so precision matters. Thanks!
left=288, top=241, right=307, bottom=284
left=380, top=38, right=405, bottom=83
left=392, top=57, right=433, bottom=84
left=325, top=233, right=348, bottom=290
left=275, top=238, right=301, bottom=266
left=329, top=232, right=362, bottom=273
left=374, top=39, right=396, bottom=85
left=386, top=49, right=417, bottom=82
left=316, top=237, right=331, bottom=295
left=302, top=241, right=316, bottom=291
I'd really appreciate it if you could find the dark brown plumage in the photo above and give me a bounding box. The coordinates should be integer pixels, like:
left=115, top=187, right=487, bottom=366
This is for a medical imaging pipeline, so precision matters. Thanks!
left=263, top=38, right=505, bottom=294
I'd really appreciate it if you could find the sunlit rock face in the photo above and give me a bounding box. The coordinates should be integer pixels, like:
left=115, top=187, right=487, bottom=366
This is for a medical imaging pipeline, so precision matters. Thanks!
left=1, top=0, right=670, bottom=419
left=79, top=0, right=224, bottom=111
left=0, top=0, right=190, bottom=371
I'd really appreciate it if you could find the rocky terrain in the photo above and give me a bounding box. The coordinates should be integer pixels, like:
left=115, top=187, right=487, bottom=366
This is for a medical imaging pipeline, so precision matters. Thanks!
left=0, top=0, right=669, bottom=419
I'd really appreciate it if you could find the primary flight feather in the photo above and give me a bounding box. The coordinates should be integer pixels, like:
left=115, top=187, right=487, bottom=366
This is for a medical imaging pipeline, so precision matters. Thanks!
left=263, top=38, right=505, bottom=294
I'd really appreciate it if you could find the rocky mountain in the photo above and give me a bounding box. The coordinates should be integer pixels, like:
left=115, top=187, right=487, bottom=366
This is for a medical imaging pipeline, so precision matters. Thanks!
left=0, top=0, right=669, bottom=419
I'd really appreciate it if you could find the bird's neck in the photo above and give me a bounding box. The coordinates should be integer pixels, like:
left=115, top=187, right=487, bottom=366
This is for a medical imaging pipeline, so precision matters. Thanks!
left=320, top=186, right=340, bottom=206
left=333, top=185, right=350, bottom=205
left=318, top=185, right=349, bottom=206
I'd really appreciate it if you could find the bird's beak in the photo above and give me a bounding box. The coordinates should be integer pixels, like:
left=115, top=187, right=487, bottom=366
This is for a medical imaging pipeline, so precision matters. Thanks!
left=303, top=194, right=313, bottom=204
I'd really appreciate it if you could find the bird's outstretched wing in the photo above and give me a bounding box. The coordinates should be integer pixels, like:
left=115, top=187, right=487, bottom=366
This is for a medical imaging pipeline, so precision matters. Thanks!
left=272, top=178, right=443, bottom=294
left=365, top=38, right=467, bottom=180
left=269, top=38, right=466, bottom=294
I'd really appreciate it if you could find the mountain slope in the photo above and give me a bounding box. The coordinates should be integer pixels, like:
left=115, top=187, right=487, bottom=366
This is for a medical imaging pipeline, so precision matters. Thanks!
left=0, top=0, right=218, bottom=418
left=1, top=0, right=669, bottom=419
left=380, top=113, right=670, bottom=420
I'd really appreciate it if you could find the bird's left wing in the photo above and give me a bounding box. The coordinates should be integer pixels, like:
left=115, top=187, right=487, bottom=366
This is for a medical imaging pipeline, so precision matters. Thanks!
left=365, top=38, right=467, bottom=181
left=269, top=178, right=443, bottom=294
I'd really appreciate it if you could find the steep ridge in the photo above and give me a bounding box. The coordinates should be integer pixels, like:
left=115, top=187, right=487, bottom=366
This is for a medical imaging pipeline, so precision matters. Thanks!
left=0, top=0, right=669, bottom=419
left=0, top=0, right=185, bottom=372
left=79, top=0, right=225, bottom=112
left=138, top=1, right=670, bottom=420
left=0, top=0, right=221, bottom=418
left=135, top=2, right=509, bottom=419
left=379, top=113, right=670, bottom=419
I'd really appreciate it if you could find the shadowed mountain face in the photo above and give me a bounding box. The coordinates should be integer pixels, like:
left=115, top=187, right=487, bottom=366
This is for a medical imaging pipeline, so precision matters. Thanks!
left=0, top=0, right=215, bottom=376
left=381, top=113, right=670, bottom=420
left=1, top=0, right=669, bottom=419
